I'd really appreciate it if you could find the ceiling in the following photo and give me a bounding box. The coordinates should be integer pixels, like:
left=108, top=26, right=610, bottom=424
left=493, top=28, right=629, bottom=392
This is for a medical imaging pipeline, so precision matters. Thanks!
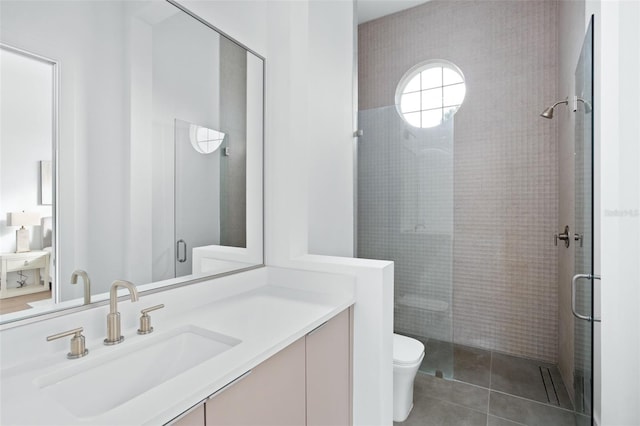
left=357, top=0, right=431, bottom=25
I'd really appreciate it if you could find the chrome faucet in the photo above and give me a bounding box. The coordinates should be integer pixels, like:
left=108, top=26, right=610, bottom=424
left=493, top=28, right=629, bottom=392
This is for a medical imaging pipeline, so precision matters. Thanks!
left=104, top=280, right=139, bottom=345
left=70, top=270, right=91, bottom=305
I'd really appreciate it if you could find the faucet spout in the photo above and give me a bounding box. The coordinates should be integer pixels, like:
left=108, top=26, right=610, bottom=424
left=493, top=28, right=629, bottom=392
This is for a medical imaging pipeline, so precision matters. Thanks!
left=109, top=280, right=139, bottom=314
left=70, top=270, right=91, bottom=305
left=104, top=280, right=139, bottom=345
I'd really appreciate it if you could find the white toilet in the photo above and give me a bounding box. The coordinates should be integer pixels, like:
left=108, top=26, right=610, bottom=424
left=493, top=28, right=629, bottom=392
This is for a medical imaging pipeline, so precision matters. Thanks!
left=393, top=333, right=425, bottom=422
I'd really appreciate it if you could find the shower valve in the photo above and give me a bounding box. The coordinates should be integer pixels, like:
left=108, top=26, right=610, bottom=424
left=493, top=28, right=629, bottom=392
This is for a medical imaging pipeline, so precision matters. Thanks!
left=554, top=225, right=571, bottom=248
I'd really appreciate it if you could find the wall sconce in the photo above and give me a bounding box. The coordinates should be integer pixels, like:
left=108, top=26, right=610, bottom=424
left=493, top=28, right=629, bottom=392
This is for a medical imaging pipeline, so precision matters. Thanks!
left=8, top=211, right=40, bottom=253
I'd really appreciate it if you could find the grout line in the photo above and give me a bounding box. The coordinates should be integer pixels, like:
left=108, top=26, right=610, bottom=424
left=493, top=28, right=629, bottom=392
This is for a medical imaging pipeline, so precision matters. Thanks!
left=415, top=374, right=490, bottom=415
left=417, top=391, right=489, bottom=417
left=489, top=389, right=577, bottom=414
left=417, top=370, right=489, bottom=391
left=488, top=414, right=528, bottom=426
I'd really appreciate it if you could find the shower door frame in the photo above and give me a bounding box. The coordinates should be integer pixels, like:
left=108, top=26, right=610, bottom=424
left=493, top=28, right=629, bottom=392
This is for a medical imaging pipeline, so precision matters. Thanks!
left=572, top=15, right=596, bottom=426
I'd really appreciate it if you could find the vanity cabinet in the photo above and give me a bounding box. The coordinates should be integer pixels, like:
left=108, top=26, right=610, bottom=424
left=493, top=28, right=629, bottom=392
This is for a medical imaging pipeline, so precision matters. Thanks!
left=168, top=307, right=352, bottom=426
left=206, top=337, right=306, bottom=425
left=305, top=308, right=351, bottom=426
left=172, top=404, right=205, bottom=426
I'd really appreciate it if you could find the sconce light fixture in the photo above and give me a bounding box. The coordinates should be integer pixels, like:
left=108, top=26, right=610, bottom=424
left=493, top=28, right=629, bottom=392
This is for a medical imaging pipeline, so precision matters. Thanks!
left=8, top=211, right=40, bottom=253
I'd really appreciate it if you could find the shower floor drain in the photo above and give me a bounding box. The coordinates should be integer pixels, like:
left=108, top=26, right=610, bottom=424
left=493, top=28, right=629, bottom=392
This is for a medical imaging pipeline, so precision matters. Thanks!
left=539, top=366, right=561, bottom=405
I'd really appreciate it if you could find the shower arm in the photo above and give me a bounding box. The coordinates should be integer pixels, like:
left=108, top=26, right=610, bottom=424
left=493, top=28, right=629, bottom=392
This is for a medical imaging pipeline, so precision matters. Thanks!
left=551, top=99, right=569, bottom=109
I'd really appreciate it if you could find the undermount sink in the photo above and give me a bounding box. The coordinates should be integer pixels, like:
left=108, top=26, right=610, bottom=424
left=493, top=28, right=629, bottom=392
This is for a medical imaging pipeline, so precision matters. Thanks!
left=35, top=325, right=240, bottom=418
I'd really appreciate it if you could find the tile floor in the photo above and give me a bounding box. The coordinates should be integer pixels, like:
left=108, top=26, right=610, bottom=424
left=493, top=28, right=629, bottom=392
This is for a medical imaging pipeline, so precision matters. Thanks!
left=395, top=338, right=588, bottom=426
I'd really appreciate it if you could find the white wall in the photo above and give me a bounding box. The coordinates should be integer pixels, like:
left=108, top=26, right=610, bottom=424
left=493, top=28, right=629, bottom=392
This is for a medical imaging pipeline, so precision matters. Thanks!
left=306, top=0, right=355, bottom=257
left=180, top=1, right=393, bottom=425
left=594, top=0, right=640, bottom=424
left=0, top=48, right=53, bottom=254
left=126, top=10, right=155, bottom=287
left=263, top=2, right=393, bottom=423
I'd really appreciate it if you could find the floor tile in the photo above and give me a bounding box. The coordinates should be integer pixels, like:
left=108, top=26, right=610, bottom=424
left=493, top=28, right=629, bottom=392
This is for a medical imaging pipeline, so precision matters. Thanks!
left=490, top=352, right=572, bottom=409
left=395, top=394, right=487, bottom=426
left=575, top=413, right=591, bottom=426
left=413, top=372, right=489, bottom=412
left=452, top=344, right=492, bottom=387
left=489, top=391, right=575, bottom=426
left=420, top=338, right=492, bottom=388
left=487, top=415, right=526, bottom=426
left=402, top=337, right=577, bottom=426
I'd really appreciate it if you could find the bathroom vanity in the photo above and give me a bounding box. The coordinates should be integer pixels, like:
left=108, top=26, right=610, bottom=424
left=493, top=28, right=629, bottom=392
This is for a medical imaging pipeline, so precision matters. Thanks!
left=0, top=267, right=355, bottom=425
left=0, top=0, right=394, bottom=424
left=174, top=308, right=351, bottom=426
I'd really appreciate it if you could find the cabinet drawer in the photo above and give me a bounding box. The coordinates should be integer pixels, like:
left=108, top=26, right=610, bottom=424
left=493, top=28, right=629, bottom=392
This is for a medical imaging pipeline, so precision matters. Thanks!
left=5, top=256, right=47, bottom=272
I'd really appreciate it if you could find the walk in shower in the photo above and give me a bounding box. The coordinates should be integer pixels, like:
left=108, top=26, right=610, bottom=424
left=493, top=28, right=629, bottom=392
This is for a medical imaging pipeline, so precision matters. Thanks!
left=356, top=1, right=595, bottom=424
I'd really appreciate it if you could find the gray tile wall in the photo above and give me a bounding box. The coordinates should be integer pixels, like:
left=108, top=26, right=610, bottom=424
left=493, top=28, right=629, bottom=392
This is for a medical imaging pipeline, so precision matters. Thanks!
left=359, top=0, right=559, bottom=362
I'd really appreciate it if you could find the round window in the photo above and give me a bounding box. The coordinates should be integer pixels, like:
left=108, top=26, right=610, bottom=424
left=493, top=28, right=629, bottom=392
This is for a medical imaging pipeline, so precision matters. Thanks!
left=395, top=61, right=466, bottom=128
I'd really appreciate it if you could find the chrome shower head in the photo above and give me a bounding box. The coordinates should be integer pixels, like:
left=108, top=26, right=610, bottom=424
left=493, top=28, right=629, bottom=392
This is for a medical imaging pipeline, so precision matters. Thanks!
left=540, top=106, right=555, bottom=119
left=540, top=98, right=569, bottom=119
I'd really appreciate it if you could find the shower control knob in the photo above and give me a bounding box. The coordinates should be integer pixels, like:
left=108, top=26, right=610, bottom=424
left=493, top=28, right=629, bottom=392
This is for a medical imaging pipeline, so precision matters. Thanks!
left=554, top=225, right=571, bottom=248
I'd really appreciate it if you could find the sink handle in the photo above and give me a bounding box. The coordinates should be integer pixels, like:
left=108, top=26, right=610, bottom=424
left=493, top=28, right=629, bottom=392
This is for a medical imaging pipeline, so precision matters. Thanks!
left=47, top=327, right=89, bottom=359
left=137, top=304, right=165, bottom=335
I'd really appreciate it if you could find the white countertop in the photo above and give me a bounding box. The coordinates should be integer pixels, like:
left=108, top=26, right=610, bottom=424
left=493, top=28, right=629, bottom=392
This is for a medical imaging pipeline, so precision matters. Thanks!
left=0, top=268, right=355, bottom=425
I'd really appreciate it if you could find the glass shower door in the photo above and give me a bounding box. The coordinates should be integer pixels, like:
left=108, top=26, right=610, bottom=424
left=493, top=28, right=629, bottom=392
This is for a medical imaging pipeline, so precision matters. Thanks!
left=572, top=16, right=595, bottom=426
left=174, top=119, right=223, bottom=278
left=357, top=105, right=454, bottom=376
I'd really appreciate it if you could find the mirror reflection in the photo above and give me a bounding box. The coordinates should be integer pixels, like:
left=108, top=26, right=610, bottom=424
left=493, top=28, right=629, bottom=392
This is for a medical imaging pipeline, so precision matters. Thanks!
left=0, top=0, right=264, bottom=321
left=0, top=44, right=55, bottom=312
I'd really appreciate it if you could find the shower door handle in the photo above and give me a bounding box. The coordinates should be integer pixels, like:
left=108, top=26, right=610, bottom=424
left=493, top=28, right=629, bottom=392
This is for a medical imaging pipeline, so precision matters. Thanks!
left=176, top=239, right=187, bottom=263
left=571, top=273, right=600, bottom=322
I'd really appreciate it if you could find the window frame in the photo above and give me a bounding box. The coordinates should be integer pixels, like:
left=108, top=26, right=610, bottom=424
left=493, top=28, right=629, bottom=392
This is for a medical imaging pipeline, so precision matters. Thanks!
left=395, top=60, right=466, bottom=129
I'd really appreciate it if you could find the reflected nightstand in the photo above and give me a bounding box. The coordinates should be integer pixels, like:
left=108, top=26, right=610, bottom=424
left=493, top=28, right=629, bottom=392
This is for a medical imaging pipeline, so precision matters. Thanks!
left=0, top=251, right=50, bottom=299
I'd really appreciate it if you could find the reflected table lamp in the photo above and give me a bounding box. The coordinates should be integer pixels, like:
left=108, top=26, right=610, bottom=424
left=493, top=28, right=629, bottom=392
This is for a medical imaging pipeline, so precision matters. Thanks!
left=9, top=211, right=40, bottom=253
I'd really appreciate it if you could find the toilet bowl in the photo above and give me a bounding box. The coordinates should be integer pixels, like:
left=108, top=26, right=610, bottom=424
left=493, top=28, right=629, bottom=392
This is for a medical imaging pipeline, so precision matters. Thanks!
left=393, top=333, right=425, bottom=422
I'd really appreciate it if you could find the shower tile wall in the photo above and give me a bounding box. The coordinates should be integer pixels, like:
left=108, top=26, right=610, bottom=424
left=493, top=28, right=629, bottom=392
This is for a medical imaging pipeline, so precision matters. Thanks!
left=359, top=0, right=559, bottom=361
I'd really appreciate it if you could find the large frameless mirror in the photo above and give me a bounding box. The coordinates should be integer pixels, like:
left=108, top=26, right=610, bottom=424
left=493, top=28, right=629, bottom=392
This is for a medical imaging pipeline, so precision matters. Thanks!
left=0, top=0, right=264, bottom=324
